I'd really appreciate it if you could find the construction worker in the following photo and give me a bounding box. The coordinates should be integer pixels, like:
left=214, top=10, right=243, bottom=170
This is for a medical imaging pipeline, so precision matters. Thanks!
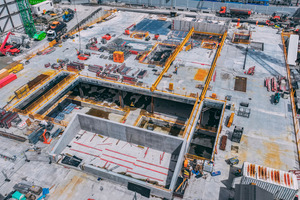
left=183, top=168, right=190, bottom=178
left=174, top=67, right=178, bottom=74
left=130, top=102, right=134, bottom=107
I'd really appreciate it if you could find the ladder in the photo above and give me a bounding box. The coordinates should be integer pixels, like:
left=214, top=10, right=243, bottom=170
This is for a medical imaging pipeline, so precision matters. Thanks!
left=16, top=0, right=36, bottom=38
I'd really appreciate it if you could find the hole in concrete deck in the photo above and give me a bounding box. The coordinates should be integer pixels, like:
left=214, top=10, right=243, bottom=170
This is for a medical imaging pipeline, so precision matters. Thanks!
left=188, top=100, right=224, bottom=160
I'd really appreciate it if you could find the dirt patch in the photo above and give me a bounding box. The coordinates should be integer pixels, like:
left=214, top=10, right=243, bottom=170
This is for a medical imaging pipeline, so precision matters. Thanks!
left=86, top=108, right=109, bottom=119
left=194, top=69, right=209, bottom=81
left=263, top=141, right=285, bottom=169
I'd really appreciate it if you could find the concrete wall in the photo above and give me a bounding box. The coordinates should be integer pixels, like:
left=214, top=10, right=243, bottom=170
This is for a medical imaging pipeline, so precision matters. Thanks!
left=50, top=114, right=81, bottom=161
left=50, top=113, right=186, bottom=199
left=79, top=76, right=196, bottom=105
left=82, top=164, right=174, bottom=199
left=77, top=114, right=183, bottom=154
left=172, top=16, right=229, bottom=34
left=100, top=0, right=298, bottom=15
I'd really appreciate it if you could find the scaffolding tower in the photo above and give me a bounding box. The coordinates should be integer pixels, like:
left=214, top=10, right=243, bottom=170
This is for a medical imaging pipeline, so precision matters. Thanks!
left=16, top=0, right=36, bottom=38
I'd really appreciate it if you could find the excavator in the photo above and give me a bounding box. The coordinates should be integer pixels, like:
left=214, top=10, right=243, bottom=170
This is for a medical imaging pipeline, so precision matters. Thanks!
left=0, top=32, right=21, bottom=56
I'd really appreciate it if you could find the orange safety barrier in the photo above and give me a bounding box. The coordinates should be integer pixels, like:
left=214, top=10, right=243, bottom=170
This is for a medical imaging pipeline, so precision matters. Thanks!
left=227, top=113, right=234, bottom=127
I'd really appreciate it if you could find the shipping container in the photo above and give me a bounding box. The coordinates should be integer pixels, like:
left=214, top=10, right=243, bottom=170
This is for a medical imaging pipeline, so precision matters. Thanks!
left=0, top=69, right=9, bottom=80
left=0, top=74, right=17, bottom=88
left=241, top=162, right=298, bottom=200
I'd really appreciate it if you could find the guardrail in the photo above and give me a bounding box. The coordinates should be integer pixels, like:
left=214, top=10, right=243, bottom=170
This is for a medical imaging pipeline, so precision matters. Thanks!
left=200, top=31, right=227, bottom=101
left=281, top=32, right=300, bottom=164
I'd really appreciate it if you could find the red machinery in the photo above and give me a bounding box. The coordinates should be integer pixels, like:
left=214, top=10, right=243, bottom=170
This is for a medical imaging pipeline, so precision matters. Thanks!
left=41, top=129, right=52, bottom=144
left=154, top=34, right=159, bottom=40
left=270, top=12, right=288, bottom=22
left=244, top=66, right=255, bottom=75
left=124, top=29, right=130, bottom=35
left=0, top=32, right=21, bottom=56
left=102, top=33, right=111, bottom=40
left=76, top=49, right=90, bottom=60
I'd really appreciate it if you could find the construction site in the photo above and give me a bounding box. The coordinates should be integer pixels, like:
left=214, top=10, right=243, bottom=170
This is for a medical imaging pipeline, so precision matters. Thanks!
left=1, top=0, right=300, bottom=199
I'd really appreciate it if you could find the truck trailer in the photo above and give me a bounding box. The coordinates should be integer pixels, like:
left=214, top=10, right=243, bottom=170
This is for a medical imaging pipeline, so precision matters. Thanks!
left=240, top=162, right=298, bottom=200
left=217, top=7, right=252, bottom=19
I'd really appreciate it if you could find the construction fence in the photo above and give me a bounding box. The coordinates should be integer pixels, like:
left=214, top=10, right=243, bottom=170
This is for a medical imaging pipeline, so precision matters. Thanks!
left=101, top=0, right=298, bottom=15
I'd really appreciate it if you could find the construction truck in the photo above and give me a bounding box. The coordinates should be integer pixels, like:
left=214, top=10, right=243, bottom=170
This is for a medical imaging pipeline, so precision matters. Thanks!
left=46, top=21, right=67, bottom=41
left=217, top=7, right=252, bottom=19
left=0, top=32, right=21, bottom=56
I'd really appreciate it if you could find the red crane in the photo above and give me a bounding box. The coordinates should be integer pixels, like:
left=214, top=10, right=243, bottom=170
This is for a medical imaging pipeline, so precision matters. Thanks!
left=0, top=32, right=21, bottom=56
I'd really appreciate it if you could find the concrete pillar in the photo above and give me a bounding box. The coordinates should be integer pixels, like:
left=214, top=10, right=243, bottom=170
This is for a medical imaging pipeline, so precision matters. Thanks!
left=151, top=96, right=154, bottom=113
left=79, top=84, right=84, bottom=99
left=119, top=91, right=124, bottom=108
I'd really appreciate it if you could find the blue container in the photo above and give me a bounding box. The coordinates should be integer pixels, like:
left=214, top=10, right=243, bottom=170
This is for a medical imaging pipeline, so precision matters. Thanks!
left=211, top=171, right=221, bottom=176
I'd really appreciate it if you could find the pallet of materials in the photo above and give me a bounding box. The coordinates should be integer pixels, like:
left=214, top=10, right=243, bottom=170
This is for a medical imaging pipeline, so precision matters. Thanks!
left=123, top=75, right=137, bottom=84
left=0, top=69, right=9, bottom=80
left=88, top=65, right=103, bottom=73
left=0, top=73, right=17, bottom=88
left=62, top=103, right=76, bottom=114
left=67, top=62, right=85, bottom=72
left=137, top=70, right=147, bottom=79
left=0, top=131, right=26, bottom=142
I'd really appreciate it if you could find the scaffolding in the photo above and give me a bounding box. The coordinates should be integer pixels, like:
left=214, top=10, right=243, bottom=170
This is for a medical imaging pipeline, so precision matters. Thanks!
left=16, top=0, right=36, bottom=38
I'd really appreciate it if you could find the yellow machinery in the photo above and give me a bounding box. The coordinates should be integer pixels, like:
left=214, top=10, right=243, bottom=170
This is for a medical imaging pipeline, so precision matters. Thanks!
left=8, top=64, right=24, bottom=74
left=113, top=51, right=124, bottom=63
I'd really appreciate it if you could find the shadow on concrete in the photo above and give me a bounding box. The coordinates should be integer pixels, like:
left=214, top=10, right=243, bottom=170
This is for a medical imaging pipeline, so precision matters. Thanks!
left=219, top=165, right=240, bottom=200
left=234, top=45, right=282, bottom=76
left=221, top=165, right=239, bottom=189
left=218, top=187, right=234, bottom=200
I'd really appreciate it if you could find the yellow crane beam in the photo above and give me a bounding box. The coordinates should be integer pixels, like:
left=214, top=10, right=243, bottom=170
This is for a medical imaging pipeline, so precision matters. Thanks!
left=200, top=31, right=227, bottom=101
left=150, top=27, right=194, bottom=92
